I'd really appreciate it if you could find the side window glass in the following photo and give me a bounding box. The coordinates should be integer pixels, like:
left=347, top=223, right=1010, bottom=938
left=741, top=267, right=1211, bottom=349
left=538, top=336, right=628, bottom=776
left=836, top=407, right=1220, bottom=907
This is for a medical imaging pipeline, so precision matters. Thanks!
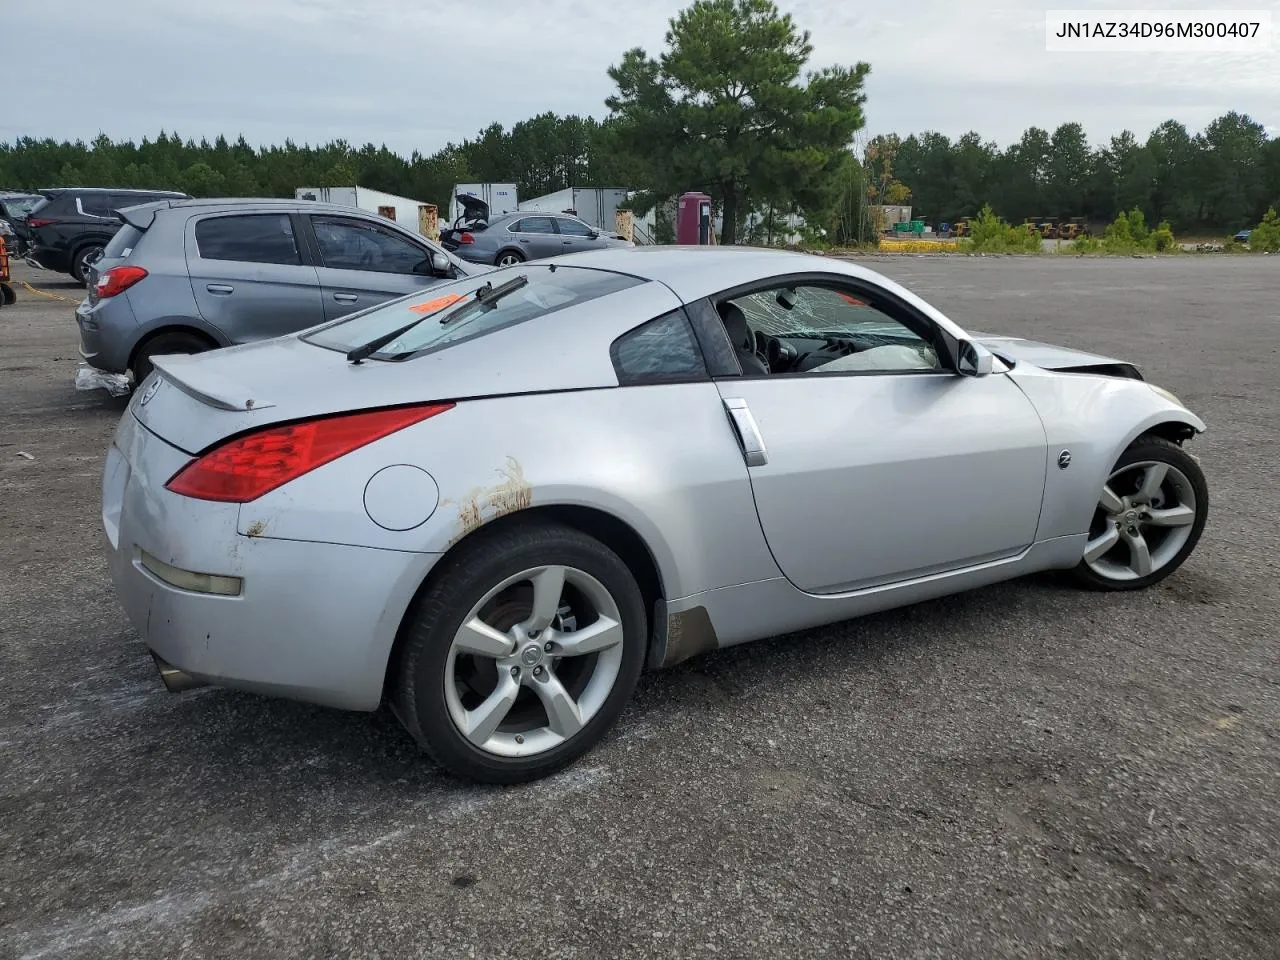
left=80, top=194, right=116, bottom=218
left=513, top=217, right=555, bottom=235
left=312, top=217, right=428, bottom=273
left=195, top=214, right=302, bottom=265
left=725, top=284, right=941, bottom=374
left=556, top=218, right=594, bottom=237
left=610, top=309, right=708, bottom=385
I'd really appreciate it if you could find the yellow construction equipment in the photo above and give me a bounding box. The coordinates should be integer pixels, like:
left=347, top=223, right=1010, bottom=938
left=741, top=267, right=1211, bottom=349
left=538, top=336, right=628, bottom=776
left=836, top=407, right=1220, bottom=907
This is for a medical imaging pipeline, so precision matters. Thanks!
left=1059, top=218, right=1089, bottom=240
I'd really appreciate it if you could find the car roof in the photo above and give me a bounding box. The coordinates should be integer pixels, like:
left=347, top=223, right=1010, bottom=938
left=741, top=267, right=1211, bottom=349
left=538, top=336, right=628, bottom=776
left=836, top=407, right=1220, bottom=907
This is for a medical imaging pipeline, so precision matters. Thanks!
left=538, top=246, right=969, bottom=339
left=38, top=186, right=188, bottom=195
left=502, top=211, right=580, bottom=219
left=116, top=196, right=441, bottom=235
left=161, top=197, right=398, bottom=214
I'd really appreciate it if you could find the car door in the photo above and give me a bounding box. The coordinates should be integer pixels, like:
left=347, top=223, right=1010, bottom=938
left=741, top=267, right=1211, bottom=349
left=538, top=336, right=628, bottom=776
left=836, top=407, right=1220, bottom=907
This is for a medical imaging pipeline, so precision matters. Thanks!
left=705, top=278, right=1049, bottom=595
left=553, top=216, right=606, bottom=254
left=508, top=216, right=561, bottom=260
left=304, top=214, right=449, bottom=321
left=186, top=212, right=324, bottom=342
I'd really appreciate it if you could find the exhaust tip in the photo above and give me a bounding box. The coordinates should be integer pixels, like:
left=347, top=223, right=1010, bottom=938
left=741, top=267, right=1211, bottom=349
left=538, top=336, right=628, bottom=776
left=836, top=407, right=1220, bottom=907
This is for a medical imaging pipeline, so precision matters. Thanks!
left=151, top=652, right=209, bottom=693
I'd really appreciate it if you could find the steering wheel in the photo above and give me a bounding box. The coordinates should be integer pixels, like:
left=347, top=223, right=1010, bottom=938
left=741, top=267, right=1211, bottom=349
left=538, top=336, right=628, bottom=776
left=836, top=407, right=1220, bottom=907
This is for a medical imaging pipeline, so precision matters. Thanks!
left=766, top=336, right=799, bottom=372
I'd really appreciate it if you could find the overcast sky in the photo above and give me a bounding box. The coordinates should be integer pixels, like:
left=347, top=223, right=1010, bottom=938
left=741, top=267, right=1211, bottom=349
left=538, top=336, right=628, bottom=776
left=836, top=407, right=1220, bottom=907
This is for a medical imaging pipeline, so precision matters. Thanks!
left=5, top=0, right=1277, bottom=155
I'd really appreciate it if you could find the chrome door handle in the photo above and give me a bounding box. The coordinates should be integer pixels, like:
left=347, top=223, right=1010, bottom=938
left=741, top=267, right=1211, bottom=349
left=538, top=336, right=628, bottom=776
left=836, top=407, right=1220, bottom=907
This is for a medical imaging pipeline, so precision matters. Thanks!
left=206, top=283, right=233, bottom=295
left=722, top=397, right=768, bottom=467
left=333, top=293, right=358, bottom=303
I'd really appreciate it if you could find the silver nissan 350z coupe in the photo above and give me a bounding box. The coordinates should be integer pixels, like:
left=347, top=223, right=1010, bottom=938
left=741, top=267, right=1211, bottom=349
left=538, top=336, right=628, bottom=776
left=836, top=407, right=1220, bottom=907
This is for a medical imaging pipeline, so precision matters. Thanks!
left=102, top=246, right=1209, bottom=783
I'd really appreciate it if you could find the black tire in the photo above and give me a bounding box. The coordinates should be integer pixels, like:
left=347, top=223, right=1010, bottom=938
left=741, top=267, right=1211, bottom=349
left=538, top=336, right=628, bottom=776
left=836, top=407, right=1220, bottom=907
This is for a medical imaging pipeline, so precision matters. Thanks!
left=494, top=249, right=525, bottom=267
left=393, top=519, right=648, bottom=784
left=70, top=243, right=105, bottom=286
left=1070, top=435, right=1209, bottom=591
left=130, top=331, right=215, bottom=386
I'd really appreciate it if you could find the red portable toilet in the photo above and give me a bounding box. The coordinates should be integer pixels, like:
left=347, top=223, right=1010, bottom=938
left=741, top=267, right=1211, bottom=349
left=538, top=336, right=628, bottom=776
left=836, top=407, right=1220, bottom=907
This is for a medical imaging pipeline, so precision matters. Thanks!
left=677, top=192, right=713, bottom=245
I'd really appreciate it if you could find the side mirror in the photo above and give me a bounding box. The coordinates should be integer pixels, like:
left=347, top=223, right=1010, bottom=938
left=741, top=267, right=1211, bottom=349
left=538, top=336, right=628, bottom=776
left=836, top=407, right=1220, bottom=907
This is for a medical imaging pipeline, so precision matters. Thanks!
left=956, top=338, right=994, bottom=377
left=588, top=229, right=600, bottom=240
left=415, top=252, right=453, bottom=276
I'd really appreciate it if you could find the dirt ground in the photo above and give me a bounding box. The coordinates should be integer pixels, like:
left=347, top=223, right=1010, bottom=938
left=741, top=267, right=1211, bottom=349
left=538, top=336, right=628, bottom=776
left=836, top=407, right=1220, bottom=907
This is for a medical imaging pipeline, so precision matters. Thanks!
left=1, top=254, right=1277, bottom=959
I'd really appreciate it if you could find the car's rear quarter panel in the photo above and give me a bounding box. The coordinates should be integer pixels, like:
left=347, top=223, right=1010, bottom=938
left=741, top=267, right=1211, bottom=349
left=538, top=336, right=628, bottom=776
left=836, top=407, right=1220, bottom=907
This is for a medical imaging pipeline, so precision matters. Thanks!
left=105, top=408, right=436, bottom=709
left=234, top=382, right=782, bottom=601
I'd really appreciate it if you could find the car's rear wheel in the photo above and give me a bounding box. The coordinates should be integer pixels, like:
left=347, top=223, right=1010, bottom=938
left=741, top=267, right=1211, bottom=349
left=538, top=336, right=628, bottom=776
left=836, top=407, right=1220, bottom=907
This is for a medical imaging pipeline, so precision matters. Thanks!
left=393, top=520, right=647, bottom=784
left=130, top=331, right=216, bottom=386
left=1071, top=435, right=1208, bottom=591
left=71, top=244, right=104, bottom=286
left=495, top=250, right=525, bottom=267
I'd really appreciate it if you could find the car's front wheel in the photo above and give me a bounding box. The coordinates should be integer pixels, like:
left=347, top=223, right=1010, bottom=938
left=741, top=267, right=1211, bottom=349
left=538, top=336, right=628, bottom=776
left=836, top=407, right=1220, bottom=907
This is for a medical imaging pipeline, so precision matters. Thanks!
left=1072, top=435, right=1208, bottom=590
left=393, top=520, right=648, bottom=784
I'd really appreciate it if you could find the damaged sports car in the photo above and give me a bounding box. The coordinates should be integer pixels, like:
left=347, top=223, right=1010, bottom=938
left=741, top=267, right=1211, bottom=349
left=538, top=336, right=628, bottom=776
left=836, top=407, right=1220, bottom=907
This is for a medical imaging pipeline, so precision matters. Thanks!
left=101, top=247, right=1209, bottom=783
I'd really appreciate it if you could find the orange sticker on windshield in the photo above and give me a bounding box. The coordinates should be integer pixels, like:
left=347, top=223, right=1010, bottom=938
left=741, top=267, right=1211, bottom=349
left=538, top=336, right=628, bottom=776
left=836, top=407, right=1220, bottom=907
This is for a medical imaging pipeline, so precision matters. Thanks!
left=408, top=293, right=466, bottom=315
left=837, top=292, right=867, bottom=306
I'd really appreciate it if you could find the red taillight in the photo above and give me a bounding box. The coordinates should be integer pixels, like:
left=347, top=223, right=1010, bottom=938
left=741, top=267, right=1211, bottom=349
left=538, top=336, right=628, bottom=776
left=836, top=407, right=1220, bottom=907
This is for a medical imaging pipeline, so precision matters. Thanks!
left=96, top=265, right=148, bottom=298
left=27, top=217, right=56, bottom=228
left=458, top=231, right=475, bottom=244
left=165, top=403, right=455, bottom=503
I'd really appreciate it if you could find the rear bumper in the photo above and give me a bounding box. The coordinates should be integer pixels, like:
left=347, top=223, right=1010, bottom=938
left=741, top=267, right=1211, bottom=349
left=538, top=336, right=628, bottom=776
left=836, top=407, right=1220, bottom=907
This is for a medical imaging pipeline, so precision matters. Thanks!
left=102, top=411, right=440, bottom=711
left=76, top=295, right=137, bottom=373
left=28, top=244, right=68, bottom=272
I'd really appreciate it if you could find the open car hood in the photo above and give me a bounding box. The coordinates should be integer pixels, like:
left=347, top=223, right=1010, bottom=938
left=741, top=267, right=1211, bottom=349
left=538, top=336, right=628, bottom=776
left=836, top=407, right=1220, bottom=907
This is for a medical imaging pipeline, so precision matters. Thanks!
left=970, top=333, right=1143, bottom=380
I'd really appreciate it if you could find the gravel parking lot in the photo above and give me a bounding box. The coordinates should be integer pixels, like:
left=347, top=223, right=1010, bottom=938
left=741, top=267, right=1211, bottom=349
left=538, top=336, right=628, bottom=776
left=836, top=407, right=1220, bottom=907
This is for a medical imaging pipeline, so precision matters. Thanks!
left=1, top=253, right=1277, bottom=960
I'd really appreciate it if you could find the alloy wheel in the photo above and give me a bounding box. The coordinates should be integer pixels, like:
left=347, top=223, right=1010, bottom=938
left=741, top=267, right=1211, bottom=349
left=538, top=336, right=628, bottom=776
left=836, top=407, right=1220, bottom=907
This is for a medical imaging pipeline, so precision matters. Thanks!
left=1083, top=459, right=1198, bottom=582
left=443, top=564, right=625, bottom=757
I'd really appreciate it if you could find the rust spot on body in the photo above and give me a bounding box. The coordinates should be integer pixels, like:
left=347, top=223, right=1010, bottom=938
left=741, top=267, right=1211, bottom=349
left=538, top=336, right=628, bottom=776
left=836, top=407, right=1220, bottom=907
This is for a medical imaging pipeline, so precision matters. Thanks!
left=245, top=520, right=268, bottom=538
left=444, top=457, right=532, bottom=546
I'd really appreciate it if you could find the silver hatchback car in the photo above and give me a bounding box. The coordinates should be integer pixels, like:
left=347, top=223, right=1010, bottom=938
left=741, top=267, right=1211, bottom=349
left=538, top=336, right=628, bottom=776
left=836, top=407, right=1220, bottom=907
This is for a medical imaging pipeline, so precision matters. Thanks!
left=76, top=197, right=484, bottom=384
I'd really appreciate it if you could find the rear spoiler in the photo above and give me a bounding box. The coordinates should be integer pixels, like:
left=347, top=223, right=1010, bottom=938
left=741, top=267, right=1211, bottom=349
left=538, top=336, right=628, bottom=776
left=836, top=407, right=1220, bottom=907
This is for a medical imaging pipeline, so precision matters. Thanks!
left=151, top=354, right=276, bottom=412
left=116, top=200, right=175, bottom=231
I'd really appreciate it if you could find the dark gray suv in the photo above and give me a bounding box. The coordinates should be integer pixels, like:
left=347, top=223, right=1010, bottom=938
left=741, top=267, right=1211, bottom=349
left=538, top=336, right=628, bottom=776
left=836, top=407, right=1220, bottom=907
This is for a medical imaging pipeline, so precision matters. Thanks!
left=76, top=198, right=487, bottom=384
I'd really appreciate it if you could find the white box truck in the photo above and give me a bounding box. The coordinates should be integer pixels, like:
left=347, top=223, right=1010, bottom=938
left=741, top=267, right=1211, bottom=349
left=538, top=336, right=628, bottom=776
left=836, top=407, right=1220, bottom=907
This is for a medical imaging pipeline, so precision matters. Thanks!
left=294, top=185, right=435, bottom=235
left=519, top=187, right=631, bottom=234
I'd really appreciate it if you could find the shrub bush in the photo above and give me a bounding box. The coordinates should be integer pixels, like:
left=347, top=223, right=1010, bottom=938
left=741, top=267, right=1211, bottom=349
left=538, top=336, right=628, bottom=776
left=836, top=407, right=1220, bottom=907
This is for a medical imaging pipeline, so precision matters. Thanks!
left=1249, top=207, right=1280, bottom=253
left=1070, top=207, right=1178, bottom=254
left=956, top=204, right=1042, bottom=254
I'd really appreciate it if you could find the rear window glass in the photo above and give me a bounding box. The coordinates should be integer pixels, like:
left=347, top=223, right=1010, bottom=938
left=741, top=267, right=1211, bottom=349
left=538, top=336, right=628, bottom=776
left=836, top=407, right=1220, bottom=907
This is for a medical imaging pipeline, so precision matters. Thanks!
left=195, top=214, right=301, bottom=265
left=303, top=264, right=646, bottom=360
left=2, top=196, right=42, bottom=216
left=104, top=224, right=143, bottom=259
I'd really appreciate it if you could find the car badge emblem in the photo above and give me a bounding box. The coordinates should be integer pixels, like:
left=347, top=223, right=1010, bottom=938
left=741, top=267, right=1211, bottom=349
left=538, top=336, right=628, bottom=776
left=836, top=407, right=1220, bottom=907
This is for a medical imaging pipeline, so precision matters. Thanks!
left=1057, top=450, right=1072, bottom=470
left=138, top=379, right=161, bottom=406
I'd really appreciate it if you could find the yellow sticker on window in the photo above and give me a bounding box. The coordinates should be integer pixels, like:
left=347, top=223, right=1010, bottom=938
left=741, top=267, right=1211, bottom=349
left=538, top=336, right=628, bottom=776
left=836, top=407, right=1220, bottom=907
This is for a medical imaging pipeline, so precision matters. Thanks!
left=408, top=293, right=466, bottom=315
